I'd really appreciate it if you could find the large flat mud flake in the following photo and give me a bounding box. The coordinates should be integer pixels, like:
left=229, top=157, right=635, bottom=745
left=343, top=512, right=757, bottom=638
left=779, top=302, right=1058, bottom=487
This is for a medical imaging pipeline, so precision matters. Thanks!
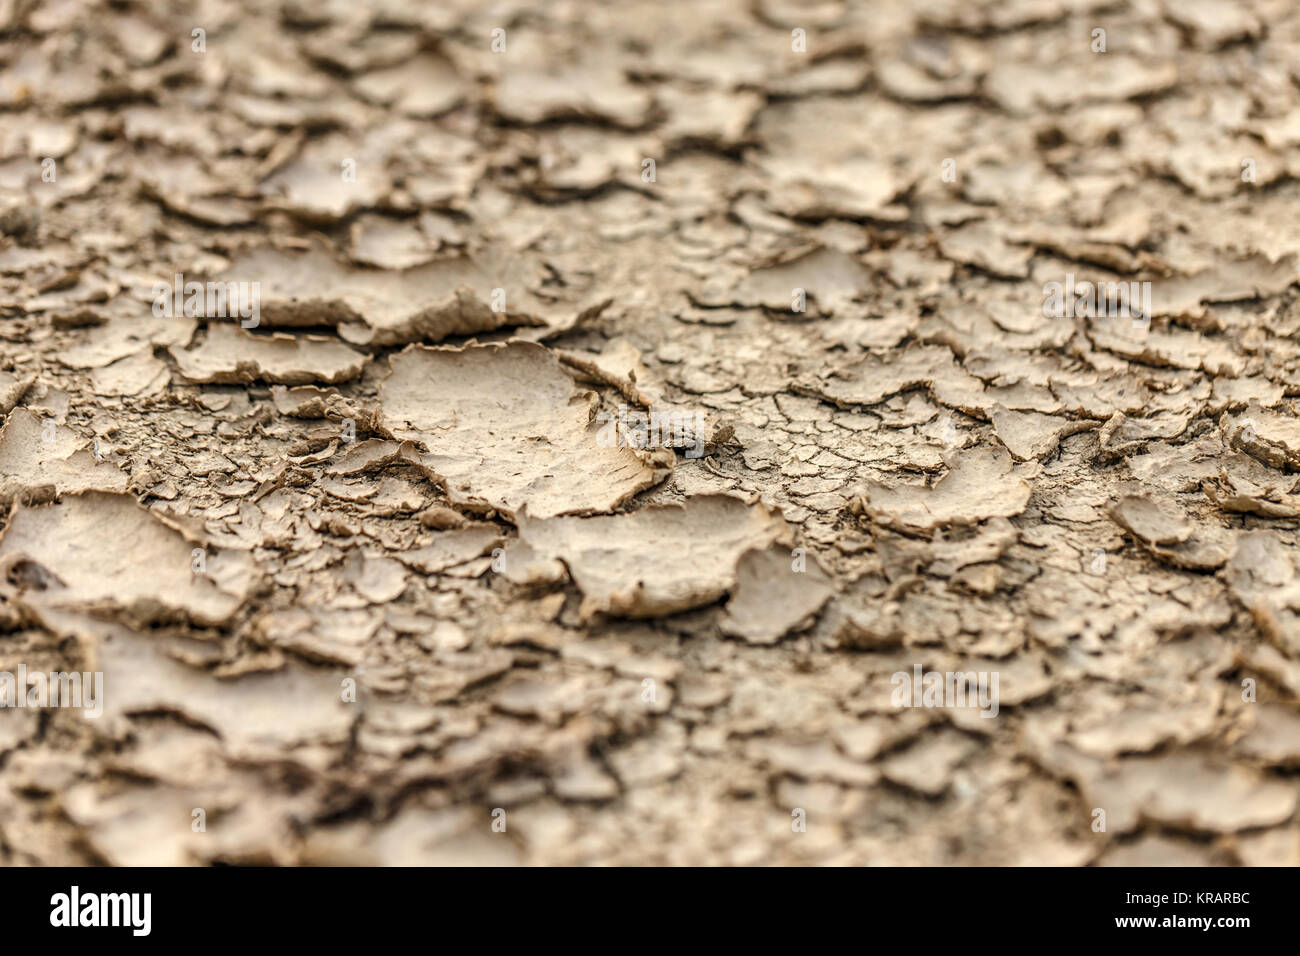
left=379, top=342, right=668, bottom=520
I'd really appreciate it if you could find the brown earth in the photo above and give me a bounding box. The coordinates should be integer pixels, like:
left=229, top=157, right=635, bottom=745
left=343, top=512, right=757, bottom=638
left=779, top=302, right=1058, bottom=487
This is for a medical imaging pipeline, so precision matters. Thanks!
left=1, top=0, right=1300, bottom=865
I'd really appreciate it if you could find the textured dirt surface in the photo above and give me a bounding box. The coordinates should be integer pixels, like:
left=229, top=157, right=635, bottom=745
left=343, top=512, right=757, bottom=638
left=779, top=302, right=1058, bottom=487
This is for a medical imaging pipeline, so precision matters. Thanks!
left=3, top=0, right=1300, bottom=866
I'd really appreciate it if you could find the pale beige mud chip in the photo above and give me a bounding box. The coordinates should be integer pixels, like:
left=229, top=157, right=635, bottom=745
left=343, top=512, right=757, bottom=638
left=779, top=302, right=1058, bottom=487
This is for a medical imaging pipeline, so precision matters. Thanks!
left=1224, top=532, right=1300, bottom=655
left=379, top=341, right=669, bottom=521
left=518, top=494, right=789, bottom=619
left=1107, top=493, right=1233, bottom=571
left=0, top=491, right=256, bottom=627
left=215, top=242, right=565, bottom=345
left=720, top=544, right=834, bottom=644
left=857, top=447, right=1034, bottom=535
left=169, top=324, right=369, bottom=386
left=0, top=408, right=127, bottom=505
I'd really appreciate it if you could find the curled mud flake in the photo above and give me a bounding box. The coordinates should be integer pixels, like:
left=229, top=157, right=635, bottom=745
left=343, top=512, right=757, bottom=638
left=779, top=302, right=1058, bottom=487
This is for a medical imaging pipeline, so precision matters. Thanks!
left=0, top=492, right=255, bottom=626
left=0, top=408, right=127, bottom=506
left=1204, top=454, right=1300, bottom=519
left=1070, top=700, right=1220, bottom=759
left=1150, top=531, right=1234, bottom=573
left=1259, top=109, right=1300, bottom=152
left=1234, top=704, right=1300, bottom=768
left=989, top=405, right=1095, bottom=462
left=1159, top=137, right=1280, bottom=200
left=170, top=324, right=369, bottom=386
left=876, top=57, right=977, bottom=102
left=720, top=545, right=834, bottom=644
left=342, top=552, right=409, bottom=605
left=0, top=370, right=36, bottom=414
left=1052, top=374, right=1153, bottom=420
left=492, top=65, right=653, bottom=128
left=693, top=245, right=869, bottom=317
left=258, top=134, right=390, bottom=222
left=495, top=538, right=569, bottom=587
left=937, top=221, right=1032, bottom=279
left=758, top=155, right=912, bottom=222
left=254, top=607, right=379, bottom=667
left=879, top=730, right=977, bottom=797
left=298, top=24, right=424, bottom=74
left=606, top=737, right=685, bottom=789
left=1106, top=492, right=1235, bottom=570
left=556, top=338, right=661, bottom=408
left=552, top=754, right=621, bottom=802
left=1087, top=319, right=1244, bottom=376
left=135, top=154, right=258, bottom=227
left=928, top=518, right=1019, bottom=577
left=379, top=342, right=668, bottom=521
left=1016, top=229, right=1140, bottom=274
left=1164, top=0, right=1264, bottom=49
left=658, top=86, right=764, bottom=149
left=1221, top=405, right=1300, bottom=471
left=859, top=446, right=1034, bottom=535
left=83, top=614, right=355, bottom=755
left=1081, top=752, right=1297, bottom=835
left=1209, top=375, right=1285, bottom=414
left=799, top=344, right=984, bottom=410
left=90, top=350, right=169, bottom=397
left=352, top=53, right=466, bottom=118
left=58, top=308, right=196, bottom=370
left=416, top=504, right=468, bottom=530
left=820, top=311, right=918, bottom=351
left=964, top=161, right=1072, bottom=213
left=494, top=674, right=600, bottom=724
left=348, top=214, right=437, bottom=270
left=1153, top=255, right=1300, bottom=320
left=1107, top=494, right=1193, bottom=546
left=529, top=132, right=645, bottom=196
left=1099, top=836, right=1215, bottom=867
left=1239, top=644, right=1300, bottom=701
left=61, top=783, right=215, bottom=867
left=1223, top=532, right=1300, bottom=655
left=270, top=384, right=336, bottom=418
left=1096, top=410, right=1195, bottom=462
left=323, top=439, right=415, bottom=476
left=984, top=57, right=1177, bottom=116
left=214, top=242, right=553, bottom=345
left=755, top=738, right=880, bottom=788
left=518, top=495, right=789, bottom=619
left=394, top=526, right=505, bottom=575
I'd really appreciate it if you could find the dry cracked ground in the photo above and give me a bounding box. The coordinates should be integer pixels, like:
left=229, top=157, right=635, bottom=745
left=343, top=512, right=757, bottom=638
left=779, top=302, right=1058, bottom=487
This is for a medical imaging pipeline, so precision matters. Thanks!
left=2, top=0, right=1300, bottom=867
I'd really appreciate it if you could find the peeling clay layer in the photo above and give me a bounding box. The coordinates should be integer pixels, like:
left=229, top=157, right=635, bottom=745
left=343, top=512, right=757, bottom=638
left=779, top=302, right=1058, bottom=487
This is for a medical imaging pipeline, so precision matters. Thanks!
left=3, top=0, right=1300, bottom=868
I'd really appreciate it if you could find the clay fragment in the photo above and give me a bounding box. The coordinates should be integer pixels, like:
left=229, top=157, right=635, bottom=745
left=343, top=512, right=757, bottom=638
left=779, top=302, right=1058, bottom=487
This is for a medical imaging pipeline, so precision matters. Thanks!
left=519, top=495, right=789, bottom=618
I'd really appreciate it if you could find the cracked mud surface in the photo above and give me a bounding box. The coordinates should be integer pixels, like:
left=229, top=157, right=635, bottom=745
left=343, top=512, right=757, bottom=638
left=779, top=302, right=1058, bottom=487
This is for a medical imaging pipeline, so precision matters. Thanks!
left=3, top=0, right=1300, bottom=866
